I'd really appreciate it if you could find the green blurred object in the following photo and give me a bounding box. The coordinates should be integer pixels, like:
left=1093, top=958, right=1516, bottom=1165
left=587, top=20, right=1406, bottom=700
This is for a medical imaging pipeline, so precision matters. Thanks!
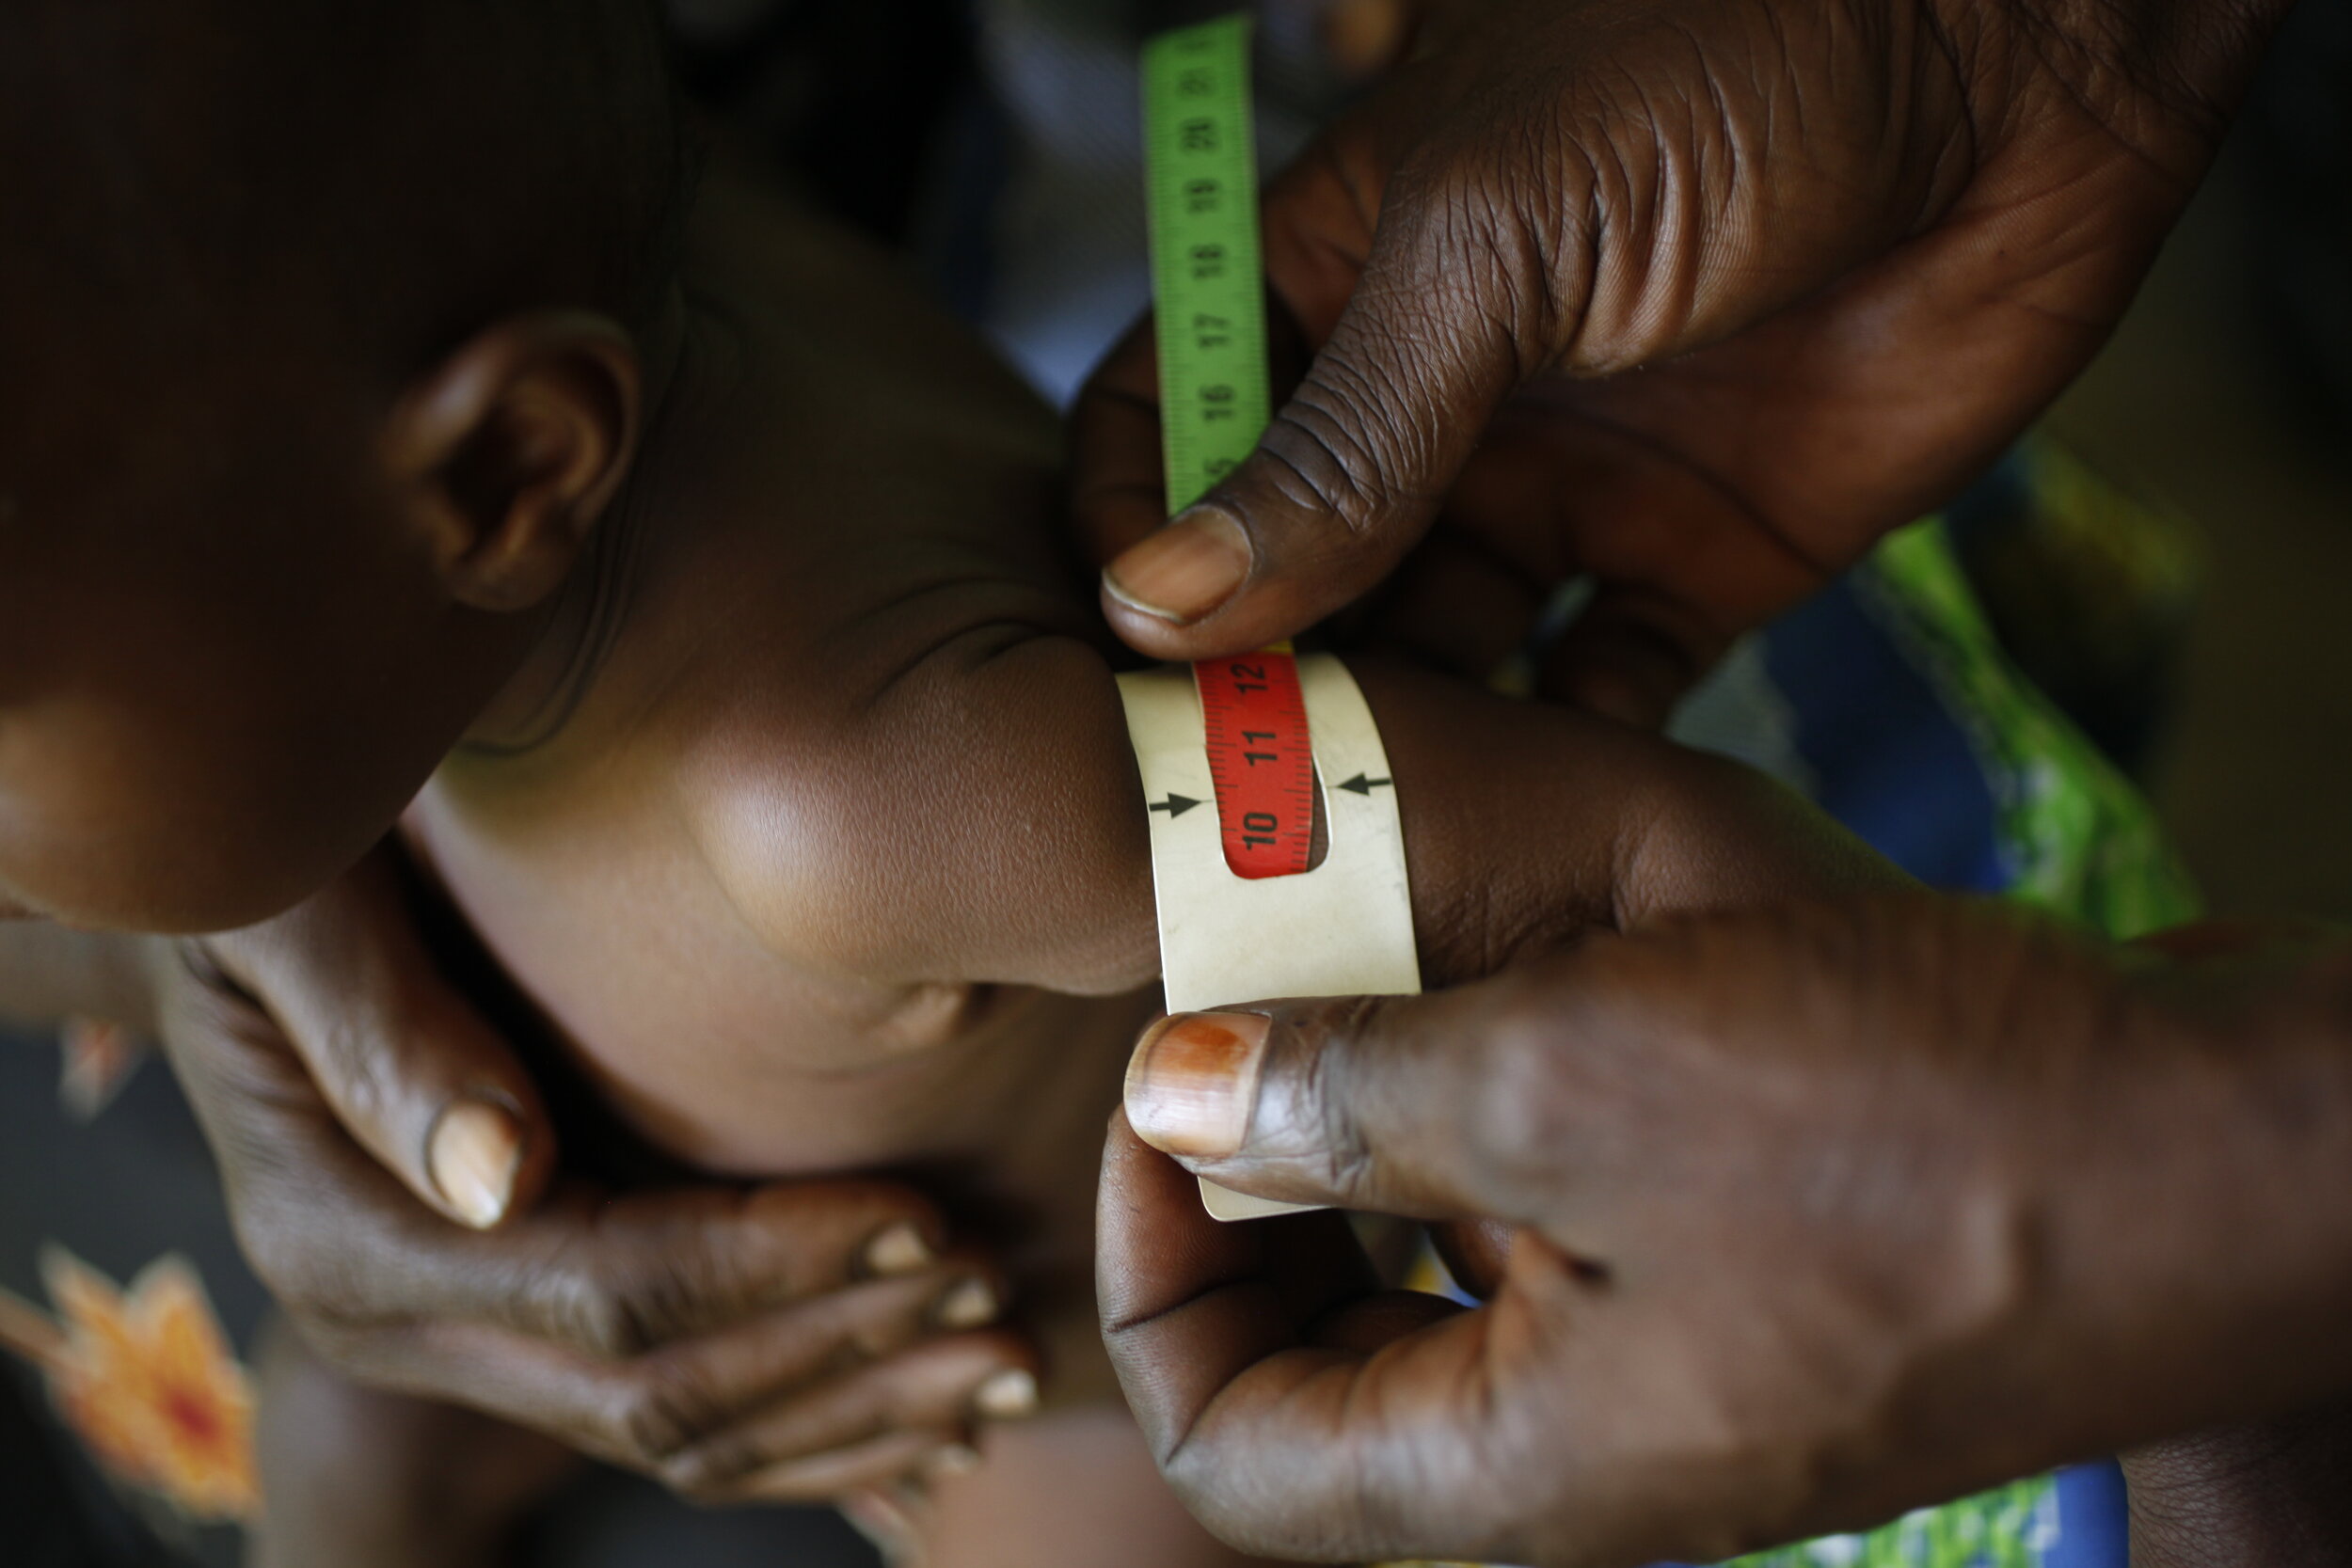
left=1724, top=498, right=2197, bottom=1568
left=1871, top=510, right=2201, bottom=937
left=1947, top=441, right=2201, bottom=783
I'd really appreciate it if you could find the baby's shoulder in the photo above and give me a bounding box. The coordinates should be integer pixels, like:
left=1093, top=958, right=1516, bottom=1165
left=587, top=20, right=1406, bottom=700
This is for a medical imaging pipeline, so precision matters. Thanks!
left=659, top=596, right=1156, bottom=994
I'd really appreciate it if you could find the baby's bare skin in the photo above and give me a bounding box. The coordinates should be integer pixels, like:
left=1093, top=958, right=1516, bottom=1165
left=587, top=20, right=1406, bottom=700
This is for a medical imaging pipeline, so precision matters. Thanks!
left=385, top=150, right=1899, bottom=1562
left=0, top=10, right=1897, bottom=1548
left=401, top=157, right=1159, bottom=1414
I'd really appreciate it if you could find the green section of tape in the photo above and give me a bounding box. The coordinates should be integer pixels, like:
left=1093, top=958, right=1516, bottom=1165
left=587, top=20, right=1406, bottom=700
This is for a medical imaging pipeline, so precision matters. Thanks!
left=1142, top=12, right=1271, bottom=515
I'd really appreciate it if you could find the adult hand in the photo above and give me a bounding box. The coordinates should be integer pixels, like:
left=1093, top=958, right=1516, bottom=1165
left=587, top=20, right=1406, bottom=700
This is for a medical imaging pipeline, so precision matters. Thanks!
left=160, top=844, right=1034, bottom=1503
left=1074, top=0, right=2283, bottom=722
left=1100, top=895, right=2352, bottom=1565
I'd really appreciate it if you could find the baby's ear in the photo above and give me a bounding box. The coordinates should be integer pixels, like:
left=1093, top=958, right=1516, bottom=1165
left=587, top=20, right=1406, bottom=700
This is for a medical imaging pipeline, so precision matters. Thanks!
left=384, top=312, right=643, bottom=611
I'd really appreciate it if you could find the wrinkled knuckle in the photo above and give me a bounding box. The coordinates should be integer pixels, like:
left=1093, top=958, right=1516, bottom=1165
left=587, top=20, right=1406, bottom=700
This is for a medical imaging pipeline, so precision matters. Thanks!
left=1302, top=1004, right=1381, bottom=1196
left=1434, top=187, right=1541, bottom=337
left=327, top=1038, right=397, bottom=1136
left=283, top=1316, right=376, bottom=1379
left=734, top=1198, right=837, bottom=1304
left=1406, top=146, right=1568, bottom=355
left=1164, top=1444, right=1272, bottom=1554
left=1518, top=148, right=1611, bottom=360
left=612, top=1362, right=724, bottom=1462
left=1322, top=1138, right=1381, bottom=1208
left=1257, top=393, right=1396, bottom=541
left=655, top=1434, right=756, bottom=1500
left=1309, top=1076, right=1373, bottom=1198
left=1159, top=1439, right=1223, bottom=1511
left=602, top=1214, right=754, bottom=1339
left=232, top=1206, right=344, bottom=1314
left=841, top=1302, right=920, bottom=1364
left=231, top=1218, right=307, bottom=1298
left=548, top=1275, right=657, bottom=1359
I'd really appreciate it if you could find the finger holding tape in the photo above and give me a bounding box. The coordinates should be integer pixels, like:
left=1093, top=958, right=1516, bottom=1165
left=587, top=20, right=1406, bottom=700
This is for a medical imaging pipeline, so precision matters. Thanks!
left=1121, top=993, right=1511, bottom=1221
left=1099, top=196, right=1522, bottom=660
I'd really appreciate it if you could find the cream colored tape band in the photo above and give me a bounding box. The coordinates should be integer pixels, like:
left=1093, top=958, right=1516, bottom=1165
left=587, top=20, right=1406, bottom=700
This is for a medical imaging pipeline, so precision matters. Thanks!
left=1117, top=654, right=1422, bottom=1220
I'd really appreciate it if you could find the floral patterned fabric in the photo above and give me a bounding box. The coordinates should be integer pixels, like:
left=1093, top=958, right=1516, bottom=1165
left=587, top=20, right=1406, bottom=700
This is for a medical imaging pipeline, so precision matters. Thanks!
left=0, top=1251, right=257, bottom=1525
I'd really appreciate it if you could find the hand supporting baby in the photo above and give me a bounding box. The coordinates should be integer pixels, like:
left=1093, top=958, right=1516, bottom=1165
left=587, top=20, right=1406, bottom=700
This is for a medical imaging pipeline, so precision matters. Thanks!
left=159, top=843, right=1036, bottom=1502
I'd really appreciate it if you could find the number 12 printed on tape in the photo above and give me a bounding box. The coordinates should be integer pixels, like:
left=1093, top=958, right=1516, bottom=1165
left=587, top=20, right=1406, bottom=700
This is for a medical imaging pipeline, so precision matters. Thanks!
left=1197, top=651, right=1315, bottom=878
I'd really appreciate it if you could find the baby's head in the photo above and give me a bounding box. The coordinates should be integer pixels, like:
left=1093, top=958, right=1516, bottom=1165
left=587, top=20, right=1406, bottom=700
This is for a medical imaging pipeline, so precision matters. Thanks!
left=0, top=0, right=688, bottom=930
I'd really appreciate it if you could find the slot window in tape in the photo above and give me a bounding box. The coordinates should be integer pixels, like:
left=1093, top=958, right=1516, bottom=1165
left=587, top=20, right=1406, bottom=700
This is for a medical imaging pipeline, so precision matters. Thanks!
left=1118, top=652, right=1422, bottom=1221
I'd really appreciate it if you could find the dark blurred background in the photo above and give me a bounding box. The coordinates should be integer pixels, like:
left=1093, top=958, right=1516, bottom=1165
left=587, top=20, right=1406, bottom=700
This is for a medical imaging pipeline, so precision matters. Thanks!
left=3, top=0, right=2347, bottom=1561
left=2045, top=0, right=2352, bottom=921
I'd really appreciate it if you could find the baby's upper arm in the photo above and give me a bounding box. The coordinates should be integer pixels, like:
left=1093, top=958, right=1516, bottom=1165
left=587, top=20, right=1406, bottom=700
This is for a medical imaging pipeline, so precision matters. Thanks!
left=1357, top=656, right=1911, bottom=983
left=679, top=629, right=1904, bottom=1002
left=681, top=626, right=1162, bottom=995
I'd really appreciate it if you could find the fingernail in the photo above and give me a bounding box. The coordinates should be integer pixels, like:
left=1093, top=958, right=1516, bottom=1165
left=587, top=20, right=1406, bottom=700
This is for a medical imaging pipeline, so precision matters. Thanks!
left=428, top=1099, right=523, bottom=1228
left=864, top=1221, right=936, bottom=1278
left=925, top=1441, right=983, bottom=1481
left=935, top=1276, right=998, bottom=1330
left=1103, top=511, right=1251, bottom=625
left=974, top=1368, right=1040, bottom=1419
left=1124, top=1011, right=1269, bottom=1159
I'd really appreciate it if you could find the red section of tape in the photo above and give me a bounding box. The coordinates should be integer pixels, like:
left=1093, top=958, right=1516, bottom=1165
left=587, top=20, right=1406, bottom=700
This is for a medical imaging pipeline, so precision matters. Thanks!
left=1194, top=650, right=1314, bottom=879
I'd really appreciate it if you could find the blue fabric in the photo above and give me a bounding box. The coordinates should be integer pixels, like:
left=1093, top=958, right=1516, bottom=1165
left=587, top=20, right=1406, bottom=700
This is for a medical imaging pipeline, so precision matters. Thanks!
left=1705, top=534, right=2130, bottom=1567
left=2043, top=1462, right=2131, bottom=1568
left=1758, top=576, right=2010, bottom=895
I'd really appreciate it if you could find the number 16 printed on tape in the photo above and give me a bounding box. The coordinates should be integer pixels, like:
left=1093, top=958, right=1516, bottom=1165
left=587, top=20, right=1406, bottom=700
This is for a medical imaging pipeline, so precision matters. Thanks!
left=1142, top=11, right=1270, bottom=515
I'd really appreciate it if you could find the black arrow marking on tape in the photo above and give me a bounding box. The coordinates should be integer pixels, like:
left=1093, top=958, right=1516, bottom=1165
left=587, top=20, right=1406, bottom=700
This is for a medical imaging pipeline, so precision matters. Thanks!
left=1150, top=794, right=1202, bottom=817
left=1336, top=774, right=1392, bottom=795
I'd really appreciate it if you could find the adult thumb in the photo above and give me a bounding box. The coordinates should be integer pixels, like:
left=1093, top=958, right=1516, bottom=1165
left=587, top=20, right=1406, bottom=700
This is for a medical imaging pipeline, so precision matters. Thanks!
left=1099, top=179, right=1528, bottom=661
left=205, top=846, right=557, bottom=1229
left=1120, top=990, right=1510, bottom=1219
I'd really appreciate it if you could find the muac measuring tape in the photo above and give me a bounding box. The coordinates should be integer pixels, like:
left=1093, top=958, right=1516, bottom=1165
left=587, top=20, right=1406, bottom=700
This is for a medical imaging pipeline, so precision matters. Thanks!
left=1120, top=13, right=1422, bottom=1221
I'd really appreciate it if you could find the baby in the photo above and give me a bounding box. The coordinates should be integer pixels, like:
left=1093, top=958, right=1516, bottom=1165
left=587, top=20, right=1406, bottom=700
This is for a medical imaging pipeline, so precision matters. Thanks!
left=0, top=0, right=1896, bottom=1562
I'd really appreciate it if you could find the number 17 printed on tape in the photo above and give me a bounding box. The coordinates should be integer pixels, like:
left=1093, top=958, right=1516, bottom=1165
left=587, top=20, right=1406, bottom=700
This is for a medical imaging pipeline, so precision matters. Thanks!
left=1142, top=12, right=1270, bottom=515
